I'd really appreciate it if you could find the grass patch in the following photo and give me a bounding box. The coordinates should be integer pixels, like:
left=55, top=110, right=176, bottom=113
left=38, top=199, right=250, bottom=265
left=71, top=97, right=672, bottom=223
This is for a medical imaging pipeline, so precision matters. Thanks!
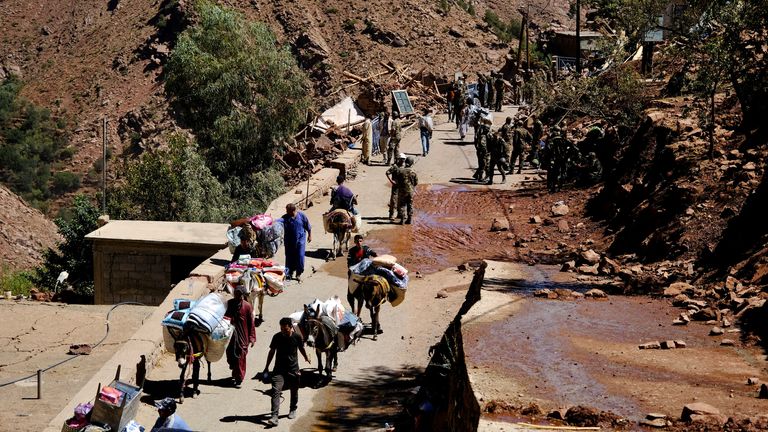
left=0, top=266, right=35, bottom=296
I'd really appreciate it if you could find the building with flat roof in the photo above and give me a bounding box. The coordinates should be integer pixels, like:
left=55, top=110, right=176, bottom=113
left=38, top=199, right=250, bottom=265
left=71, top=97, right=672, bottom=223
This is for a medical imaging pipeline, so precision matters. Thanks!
left=85, top=220, right=228, bottom=304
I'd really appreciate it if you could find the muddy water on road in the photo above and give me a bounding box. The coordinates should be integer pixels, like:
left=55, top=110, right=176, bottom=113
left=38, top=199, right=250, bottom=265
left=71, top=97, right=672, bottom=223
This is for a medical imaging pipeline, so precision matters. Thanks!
left=464, top=265, right=768, bottom=421
left=365, top=184, right=516, bottom=274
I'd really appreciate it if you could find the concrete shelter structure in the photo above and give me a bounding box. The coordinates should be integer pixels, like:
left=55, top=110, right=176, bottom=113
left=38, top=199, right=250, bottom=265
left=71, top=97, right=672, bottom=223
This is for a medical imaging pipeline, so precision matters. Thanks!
left=85, top=220, right=228, bottom=304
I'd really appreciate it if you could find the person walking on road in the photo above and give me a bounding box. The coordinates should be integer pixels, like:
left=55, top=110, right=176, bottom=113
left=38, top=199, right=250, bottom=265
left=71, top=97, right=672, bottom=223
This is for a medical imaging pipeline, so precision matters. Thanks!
left=386, top=154, right=406, bottom=220
left=398, top=157, right=419, bottom=225
left=224, top=285, right=256, bottom=388
left=473, top=124, right=490, bottom=182
left=486, top=131, right=508, bottom=185
left=281, top=203, right=311, bottom=282
left=458, top=100, right=471, bottom=140
left=509, top=119, right=532, bottom=174
left=418, top=108, right=434, bottom=157
left=378, top=111, right=390, bottom=162
left=386, top=111, right=403, bottom=165
left=494, top=74, right=505, bottom=112
left=262, top=317, right=311, bottom=427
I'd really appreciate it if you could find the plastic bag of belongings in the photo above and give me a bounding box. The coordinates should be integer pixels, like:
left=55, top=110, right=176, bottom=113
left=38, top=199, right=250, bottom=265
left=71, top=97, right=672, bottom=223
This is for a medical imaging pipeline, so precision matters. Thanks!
left=226, top=213, right=284, bottom=258
left=348, top=254, right=409, bottom=306
left=161, top=293, right=234, bottom=361
left=323, top=209, right=362, bottom=234
left=470, top=105, right=493, bottom=127
left=289, top=296, right=364, bottom=352
left=225, top=257, right=286, bottom=297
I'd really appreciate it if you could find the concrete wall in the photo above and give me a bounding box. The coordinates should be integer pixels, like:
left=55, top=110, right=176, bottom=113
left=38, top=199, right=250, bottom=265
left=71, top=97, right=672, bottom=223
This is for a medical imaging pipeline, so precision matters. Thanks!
left=93, top=247, right=171, bottom=305
left=92, top=241, right=222, bottom=305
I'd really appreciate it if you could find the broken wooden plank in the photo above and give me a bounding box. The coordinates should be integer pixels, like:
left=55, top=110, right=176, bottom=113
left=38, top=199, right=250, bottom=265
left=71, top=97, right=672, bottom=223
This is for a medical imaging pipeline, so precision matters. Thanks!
left=342, top=70, right=368, bottom=83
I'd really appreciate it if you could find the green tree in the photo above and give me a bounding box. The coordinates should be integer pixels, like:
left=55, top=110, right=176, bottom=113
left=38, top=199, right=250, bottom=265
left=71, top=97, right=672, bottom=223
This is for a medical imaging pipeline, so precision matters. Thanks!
left=0, top=77, right=71, bottom=209
left=108, top=134, right=243, bottom=222
left=34, top=195, right=100, bottom=297
left=164, top=1, right=310, bottom=196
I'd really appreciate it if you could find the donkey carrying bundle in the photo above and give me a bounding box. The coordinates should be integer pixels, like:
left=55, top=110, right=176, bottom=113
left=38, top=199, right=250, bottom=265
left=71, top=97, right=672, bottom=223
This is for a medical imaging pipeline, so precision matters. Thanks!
left=162, top=293, right=233, bottom=402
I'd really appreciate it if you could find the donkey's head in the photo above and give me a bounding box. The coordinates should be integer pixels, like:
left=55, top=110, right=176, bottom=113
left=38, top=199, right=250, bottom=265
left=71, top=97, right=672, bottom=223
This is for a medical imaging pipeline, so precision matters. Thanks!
left=174, top=339, right=191, bottom=368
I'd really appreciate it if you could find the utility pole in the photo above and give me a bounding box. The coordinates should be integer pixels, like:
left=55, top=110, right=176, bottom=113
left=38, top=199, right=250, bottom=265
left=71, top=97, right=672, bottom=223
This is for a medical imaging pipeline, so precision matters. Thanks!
left=575, top=0, right=581, bottom=73
left=102, top=117, right=107, bottom=213
left=525, top=3, right=530, bottom=72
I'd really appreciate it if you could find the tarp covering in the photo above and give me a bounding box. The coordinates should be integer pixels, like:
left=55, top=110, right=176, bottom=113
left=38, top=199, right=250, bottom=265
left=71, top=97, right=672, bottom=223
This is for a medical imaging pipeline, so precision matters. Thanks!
left=312, top=97, right=366, bottom=132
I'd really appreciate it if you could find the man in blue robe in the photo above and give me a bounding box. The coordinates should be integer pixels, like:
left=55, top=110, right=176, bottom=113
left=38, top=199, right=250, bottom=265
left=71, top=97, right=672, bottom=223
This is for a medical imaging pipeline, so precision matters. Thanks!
left=281, top=203, right=312, bottom=282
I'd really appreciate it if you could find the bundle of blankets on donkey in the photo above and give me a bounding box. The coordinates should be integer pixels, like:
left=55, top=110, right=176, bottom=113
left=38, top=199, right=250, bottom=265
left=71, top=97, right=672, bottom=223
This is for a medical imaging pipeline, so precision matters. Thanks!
left=288, top=296, right=364, bottom=381
left=224, top=257, right=286, bottom=322
left=347, top=254, right=409, bottom=340
left=161, top=293, right=233, bottom=402
left=227, top=213, right=284, bottom=259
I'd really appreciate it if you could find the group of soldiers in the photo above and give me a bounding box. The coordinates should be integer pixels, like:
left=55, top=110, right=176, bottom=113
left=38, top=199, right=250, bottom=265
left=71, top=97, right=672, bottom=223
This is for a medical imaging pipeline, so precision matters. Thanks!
left=472, top=114, right=543, bottom=185
left=472, top=111, right=604, bottom=191
left=385, top=153, right=419, bottom=224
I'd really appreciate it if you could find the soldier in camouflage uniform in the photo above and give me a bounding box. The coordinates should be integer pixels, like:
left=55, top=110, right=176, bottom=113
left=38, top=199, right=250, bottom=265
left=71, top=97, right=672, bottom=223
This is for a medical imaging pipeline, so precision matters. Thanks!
left=473, top=124, right=491, bottom=182
left=398, top=156, right=419, bottom=225
left=386, top=111, right=403, bottom=165
left=486, top=73, right=496, bottom=111
left=546, top=126, right=569, bottom=192
left=494, top=74, right=505, bottom=112
left=485, top=131, right=508, bottom=184
left=509, top=118, right=532, bottom=174
left=386, top=154, right=406, bottom=220
left=499, top=117, right=514, bottom=160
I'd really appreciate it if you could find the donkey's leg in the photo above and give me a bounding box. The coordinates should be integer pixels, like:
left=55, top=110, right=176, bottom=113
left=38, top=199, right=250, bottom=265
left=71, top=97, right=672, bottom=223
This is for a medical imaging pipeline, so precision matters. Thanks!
left=178, top=365, right=187, bottom=403
left=192, top=359, right=201, bottom=396
left=207, top=360, right=212, bottom=382
left=371, top=306, right=379, bottom=341
left=257, top=291, right=264, bottom=321
left=324, top=351, right=333, bottom=377
left=335, top=232, right=343, bottom=258
left=316, top=348, right=323, bottom=374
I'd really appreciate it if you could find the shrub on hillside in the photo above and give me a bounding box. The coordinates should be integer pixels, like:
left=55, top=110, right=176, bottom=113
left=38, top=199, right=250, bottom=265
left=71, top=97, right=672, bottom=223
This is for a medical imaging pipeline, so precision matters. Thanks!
left=164, top=1, right=310, bottom=202
left=108, top=134, right=261, bottom=222
left=0, top=77, right=71, bottom=210
left=51, top=171, right=81, bottom=195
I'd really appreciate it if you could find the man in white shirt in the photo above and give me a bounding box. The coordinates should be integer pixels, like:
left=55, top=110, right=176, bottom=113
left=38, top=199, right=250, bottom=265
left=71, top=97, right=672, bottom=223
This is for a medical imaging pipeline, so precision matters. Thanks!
left=418, top=108, right=434, bottom=157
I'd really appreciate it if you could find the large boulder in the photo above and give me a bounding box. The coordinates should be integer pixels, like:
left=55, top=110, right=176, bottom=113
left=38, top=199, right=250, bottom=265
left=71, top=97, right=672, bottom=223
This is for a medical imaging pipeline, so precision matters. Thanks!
left=681, top=402, right=726, bottom=424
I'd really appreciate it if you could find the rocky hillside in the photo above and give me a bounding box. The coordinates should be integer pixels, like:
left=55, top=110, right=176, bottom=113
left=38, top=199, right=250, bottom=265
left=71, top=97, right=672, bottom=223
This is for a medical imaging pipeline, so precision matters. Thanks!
left=0, top=185, right=62, bottom=270
left=0, top=0, right=570, bottom=197
left=0, top=0, right=573, bottom=267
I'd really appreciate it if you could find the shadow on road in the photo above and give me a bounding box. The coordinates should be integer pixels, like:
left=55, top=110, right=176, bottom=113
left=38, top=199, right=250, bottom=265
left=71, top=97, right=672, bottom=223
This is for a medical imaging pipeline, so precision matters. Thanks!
left=442, top=140, right=473, bottom=146
left=141, top=377, right=234, bottom=402
left=449, top=177, right=482, bottom=185
left=220, top=413, right=272, bottom=427
left=312, top=365, right=422, bottom=431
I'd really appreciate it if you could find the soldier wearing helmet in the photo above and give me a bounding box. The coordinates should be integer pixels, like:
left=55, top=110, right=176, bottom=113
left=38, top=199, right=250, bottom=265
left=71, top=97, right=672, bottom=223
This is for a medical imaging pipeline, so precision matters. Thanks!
left=385, top=153, right=406, bottom=220
left=398, top=154, right=419, bottom=225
